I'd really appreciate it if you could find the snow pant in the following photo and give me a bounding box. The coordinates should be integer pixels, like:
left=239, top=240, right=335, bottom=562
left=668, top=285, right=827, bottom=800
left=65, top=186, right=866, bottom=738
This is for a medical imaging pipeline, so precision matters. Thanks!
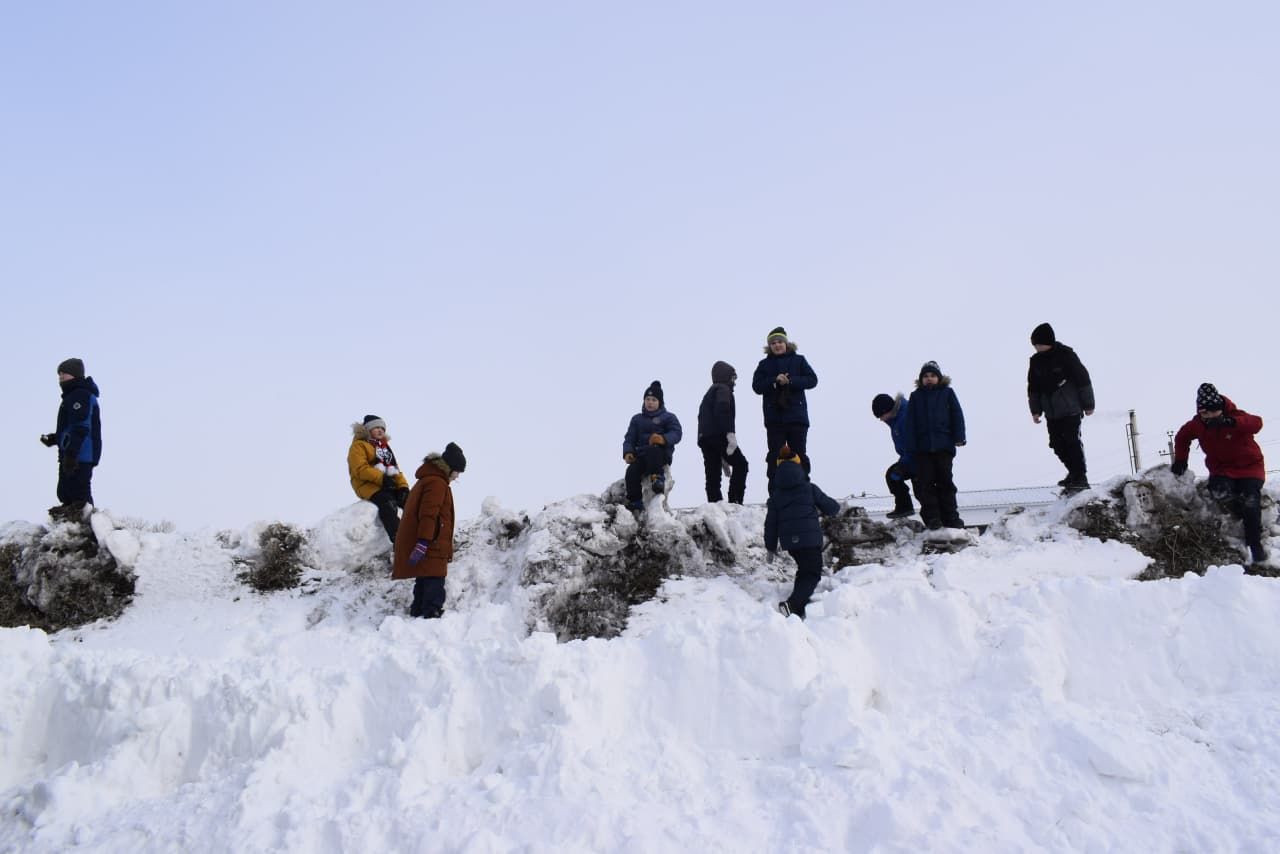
left=765, top=424, right=809, bottom=483
left=913, top=451, right=960, bottom=527
left=410, top=576, right=446, bottom=618
left=785, top=546, right=824, bottom=618
left=698, top=436, right=748, bottom=504
left=625, top=445, right=672, bottom=503
left=1207, top=476, right=1264, bottom=551
left=885, top=462, right=916, bottom=512
left=370, top=487, right=406, bottom=544
left=57, top=464, right=94, bottom=507
left=1047, top=415, right=1087, bottom=481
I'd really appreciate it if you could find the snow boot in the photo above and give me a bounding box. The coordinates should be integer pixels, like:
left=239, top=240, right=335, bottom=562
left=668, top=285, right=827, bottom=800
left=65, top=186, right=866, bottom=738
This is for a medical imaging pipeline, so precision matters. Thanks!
left=886, top=504, right=915, bottom=520
left=1061, top=474, right=1090, bottom=495
left=778, top=601, right=805, bottom=619
left=943, top=516, right=966, bottom=529
left=650, top=473, right=666, bottom=495
left=1250, top=542, right=1269, bottom=565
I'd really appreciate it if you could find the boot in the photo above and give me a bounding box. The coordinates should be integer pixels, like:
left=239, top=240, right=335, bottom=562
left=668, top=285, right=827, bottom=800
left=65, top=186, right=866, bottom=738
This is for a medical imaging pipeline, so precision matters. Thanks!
left=886, top=504, right=915, bottom=520
left=1250, top=542, right=1269, bottom=565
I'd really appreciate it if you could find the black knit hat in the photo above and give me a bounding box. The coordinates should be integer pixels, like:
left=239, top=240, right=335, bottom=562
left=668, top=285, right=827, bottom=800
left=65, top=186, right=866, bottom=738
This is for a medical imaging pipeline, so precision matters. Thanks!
left=872, top=394, right=895, bottom=419
left=1196, top=383, right=1224, bottom=412
left=57, top=358, right=85, bottom=379
left=644, top=380, right=664, bottom=405
left=362, top=414, right=387, bottom=432
left=766, top=326, right=788, bottom=343
left=919, top=361, right=942, bottom=380
left=1030, top=323, right=1056, bottom=346
left=442, top=442, right=466, bottom=473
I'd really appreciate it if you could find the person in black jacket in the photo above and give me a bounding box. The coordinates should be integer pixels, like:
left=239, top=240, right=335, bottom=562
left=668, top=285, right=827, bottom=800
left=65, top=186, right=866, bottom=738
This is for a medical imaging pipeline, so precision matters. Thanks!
left=903, top=361, right=966, bottom=530
left=1027, top=323, right=1095, bottom=493
left=39, top=357, right=103, bottom=517
left=765, top=445, right=841, bottom=619
left=751, top=326, right=818, bottom=482
left=697, top=361, right=748, bottom=504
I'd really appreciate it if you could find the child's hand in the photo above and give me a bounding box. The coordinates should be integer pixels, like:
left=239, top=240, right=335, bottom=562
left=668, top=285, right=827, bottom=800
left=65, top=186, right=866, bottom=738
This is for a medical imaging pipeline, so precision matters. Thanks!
left=408, top=539, right=430, bottom=566
left=648, top=434, right=666, bottom=446
left=624, top=453, right=636, bottom=464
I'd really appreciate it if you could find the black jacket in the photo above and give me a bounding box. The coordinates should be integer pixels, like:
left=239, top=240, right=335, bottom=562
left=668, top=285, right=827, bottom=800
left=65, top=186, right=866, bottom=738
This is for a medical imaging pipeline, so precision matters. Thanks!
left=764, top=460, right=840, bottom=552
left=697, top=361, right=737, bottom=439
left=751, top=345, right=818, bottom=427
left=1027, top=343, right=1094, bottom=419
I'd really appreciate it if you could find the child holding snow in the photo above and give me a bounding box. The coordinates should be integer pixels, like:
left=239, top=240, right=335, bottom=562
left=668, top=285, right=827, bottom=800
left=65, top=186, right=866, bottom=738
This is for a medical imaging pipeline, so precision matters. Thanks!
left=392, top=442, right=466, bottom=618
left=622, top=381, right=683, bottom=511
left=903, top=361, right=967, bottom=530
left=1171, top=383, right=1268, bottom=565
left=766, top=445, right=841, bottom=619
left=347, top=414, right=410, bottom=544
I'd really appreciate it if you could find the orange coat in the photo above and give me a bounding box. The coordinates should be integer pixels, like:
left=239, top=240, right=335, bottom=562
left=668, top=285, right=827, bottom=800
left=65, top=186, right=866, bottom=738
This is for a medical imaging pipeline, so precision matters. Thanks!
left=392, top=458, right=455, bottom=579
left=348, top=425, right=410, bottom=500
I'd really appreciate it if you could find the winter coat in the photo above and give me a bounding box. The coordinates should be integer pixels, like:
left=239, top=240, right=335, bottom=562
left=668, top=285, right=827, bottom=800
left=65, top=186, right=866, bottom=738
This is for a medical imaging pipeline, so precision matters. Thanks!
left=764, top=460, right=841, bottom=552
left=55, top=376, right=102, bottom=466
left=884, top=394, right=914, bottom=472
left=904, top=377, right=966, bottom=454
left=623, top=406, right=683, bottom=458
left=348, top=423, right=410, bottom=500
left=1027, top=343, right=1095, bottom=420
left=697, top=361, right=737, bottom=439
left=1173, top=397, right=1265, bottom=480
left=751, top=344, right=818, bottom=427
left=392, top=457, right=456, bottom=579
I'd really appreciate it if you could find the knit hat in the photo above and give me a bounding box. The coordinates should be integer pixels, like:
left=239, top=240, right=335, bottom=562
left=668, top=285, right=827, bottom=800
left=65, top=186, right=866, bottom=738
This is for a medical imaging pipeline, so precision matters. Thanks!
left=644, top=380, right=664, bottom=405
left=919, top=361, right=942, bottom=380
left=711, top=361, right=736, bottom=384
left=1196, top=383, right=1224, bottom=411
left=57, top=358, right=85, bottom=379
left=872, top=393, right=896, bottom=419
left=1030, top=323, right=1056, bottom=346
left=362, top=414, right=387, bottom=432
left=442, top=441, right=467, bottom=473
left=766, top=327, right=788, bottom=343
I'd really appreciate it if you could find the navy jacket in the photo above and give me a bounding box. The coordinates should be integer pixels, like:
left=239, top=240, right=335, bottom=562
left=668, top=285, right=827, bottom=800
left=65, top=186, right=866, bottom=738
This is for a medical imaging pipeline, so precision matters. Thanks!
left=1027, top=343, right=1095, bottom=420
left=697, top=383, right=735, bottom=439
left=764, top=460, right=840, bottom=552
left=56, top=376, right=102, bottom=466
left=623, top=407, right=683, bottom=458
left=904, top=380, right=965, bottom=454
left=885, top=396, right=914, bottom=472
left=751, top=346, right=818, bottom=427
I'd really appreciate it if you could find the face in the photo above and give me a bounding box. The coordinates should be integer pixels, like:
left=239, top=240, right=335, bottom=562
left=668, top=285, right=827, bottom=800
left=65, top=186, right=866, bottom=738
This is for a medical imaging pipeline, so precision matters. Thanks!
left=449, top=471, right=460, bottom=482
left=643, top=395, right=660, bottom=412
left=1033, top=344, right=1052, bottom=353
left=879, top=412, right=894, bottom=423
left=768, top=338, right=788, bottom=354
left=922, top=373, right=939, bottom=386
left=57, top=371, right=74, bottom=382
left=1198, top=408, right=1222, bottom=422
left=368, top=426, right=386, bottom=440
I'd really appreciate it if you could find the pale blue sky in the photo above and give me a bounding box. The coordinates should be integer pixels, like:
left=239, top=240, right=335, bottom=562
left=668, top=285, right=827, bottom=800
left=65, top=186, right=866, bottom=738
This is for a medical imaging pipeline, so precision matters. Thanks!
left=4, top=2, right=1278, bottom=529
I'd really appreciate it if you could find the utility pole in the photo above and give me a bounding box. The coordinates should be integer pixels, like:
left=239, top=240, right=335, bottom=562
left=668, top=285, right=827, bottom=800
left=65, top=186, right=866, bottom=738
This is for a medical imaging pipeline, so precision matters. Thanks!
left=1125, top=410, right=1142, bottom=473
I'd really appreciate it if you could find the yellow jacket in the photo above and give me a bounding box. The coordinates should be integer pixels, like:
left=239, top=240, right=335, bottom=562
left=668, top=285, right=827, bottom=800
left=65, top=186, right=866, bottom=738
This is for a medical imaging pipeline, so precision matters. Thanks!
left=348, top=423, right=410, bottom=499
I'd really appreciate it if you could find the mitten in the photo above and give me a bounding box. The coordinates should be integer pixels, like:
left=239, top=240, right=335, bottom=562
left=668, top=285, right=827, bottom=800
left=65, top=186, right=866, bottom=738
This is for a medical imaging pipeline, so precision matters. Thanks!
left=624, top=453, right=636, bottom=464
left=375, top=462, right=387, bottom=473
left=1170, top=460, right=1188, bottom=476
left=725, top=433, right=738, bottom=455
left=408, top=539, right=430, bottom=566
left=955, top=440, right=967, bottom=447
left=386, top=466, right=399, bottom=477
left=39, top=433, right=56, bottom=447
left=649, top=434, right=666, bottom=446
left=721, top=459, right=732, bottom=477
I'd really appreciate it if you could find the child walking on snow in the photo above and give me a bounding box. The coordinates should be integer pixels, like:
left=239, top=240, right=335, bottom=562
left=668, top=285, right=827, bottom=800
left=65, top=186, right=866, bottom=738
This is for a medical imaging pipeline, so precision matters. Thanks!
left=766, top=445, right=841, bottom=619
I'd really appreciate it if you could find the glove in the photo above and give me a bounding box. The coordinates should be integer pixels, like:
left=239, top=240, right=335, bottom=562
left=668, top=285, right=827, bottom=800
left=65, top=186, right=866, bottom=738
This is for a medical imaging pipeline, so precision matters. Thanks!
left=408, top=539, right=430, bottom=566
left=648, top=434, right=666, bottom=446
left=60, top=457, right=78, bottom=475
left=39, top=433, right=56, bottom=447
left=624, top=453, right=636, bottom=464
left=1170, top=460, right=1188, bottom=476
left=955, top=440, right=966, bottom=447
left=721, top=459, right=732, bottom=477
left=383, top=472, right=398, bottom=488
left=725, top=433, right=738, bottom=455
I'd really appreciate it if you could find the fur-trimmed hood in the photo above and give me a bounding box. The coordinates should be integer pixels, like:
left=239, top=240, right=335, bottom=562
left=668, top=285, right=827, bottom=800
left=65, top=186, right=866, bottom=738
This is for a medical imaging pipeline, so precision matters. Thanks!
left=761, top=341, right=800, bottom=355
left=351, top=422, right=394, bottom=443
left=914, top=375, right=952, bottom=389
left=417, top=453, right=455, bottom=479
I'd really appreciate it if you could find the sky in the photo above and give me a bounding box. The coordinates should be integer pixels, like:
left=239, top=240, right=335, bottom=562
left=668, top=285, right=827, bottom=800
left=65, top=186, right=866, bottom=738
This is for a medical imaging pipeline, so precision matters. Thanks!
left=2, top=489, right=1278, bottom=850
left=3, top=2, right=1278, bottom=529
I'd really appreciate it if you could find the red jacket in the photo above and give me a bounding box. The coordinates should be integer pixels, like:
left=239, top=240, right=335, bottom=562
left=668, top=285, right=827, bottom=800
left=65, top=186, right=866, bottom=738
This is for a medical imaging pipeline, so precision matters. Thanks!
left=1173, top=396, right=1265, bottom=480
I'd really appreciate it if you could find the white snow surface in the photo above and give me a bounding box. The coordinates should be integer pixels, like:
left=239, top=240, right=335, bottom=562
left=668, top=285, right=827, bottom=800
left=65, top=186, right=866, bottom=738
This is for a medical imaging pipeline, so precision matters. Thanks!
left=2, top=495, right=1280, bottom=853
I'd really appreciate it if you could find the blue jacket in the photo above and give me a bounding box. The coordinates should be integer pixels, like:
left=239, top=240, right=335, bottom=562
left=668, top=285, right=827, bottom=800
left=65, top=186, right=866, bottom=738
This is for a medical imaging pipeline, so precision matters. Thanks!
left=56, top=376, right=102, bottom=466
left=904, top=380, right=965, bottom=454
left=764, top=460, right=840, bottom=552
left=623, top=407, right=683, bottom=458
left=751, top=346, right=818, bottom=427
left=885, top=395, right=914, bottom=472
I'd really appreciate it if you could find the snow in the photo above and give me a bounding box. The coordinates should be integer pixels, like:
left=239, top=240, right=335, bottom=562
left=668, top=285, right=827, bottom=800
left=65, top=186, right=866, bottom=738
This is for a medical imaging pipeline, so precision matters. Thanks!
left=2, top=494, right=1280, bottom=853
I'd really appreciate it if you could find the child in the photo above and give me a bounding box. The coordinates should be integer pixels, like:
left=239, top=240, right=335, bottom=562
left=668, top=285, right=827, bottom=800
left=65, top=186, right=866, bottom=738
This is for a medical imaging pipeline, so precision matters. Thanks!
left=903, top=361, right=967, bottom=530
left=622, top=381, right=683, bottom=511
left=766, top=445, right=841, bottom=619
left=871, top=392, right=915, bottom=518
left=392, top=442, right=466, bottom=618
left=1027, top=322, right=1095, bottom=493
left=347, top=414, right=410, bottom=543
left=751, top=326, right=818, bottom=481
left=1171, top=383, right=1268, bottom=565
left=697, top=361, right=748, bottom=503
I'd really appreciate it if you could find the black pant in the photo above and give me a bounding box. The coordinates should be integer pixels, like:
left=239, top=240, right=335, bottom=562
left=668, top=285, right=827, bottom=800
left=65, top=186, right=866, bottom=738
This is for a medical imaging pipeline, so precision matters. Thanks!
left=625, top=445, right=671, bottom=502
left=765, top=424, right=809, bottom=482
left=785, top=546, right=824, bottom=617
left=370, top=487, right=406, bottom=544
left=698, top=436, right=748, bottom=503
left=57, top=464, right=95, bottom=507
left=1207, top=476, right=1264, bottom=550
left=913, top=451, right=960, bottom=527
left=885, top=462, right=915, bottom=511
left=1047, top=415, right=1087, bottom=480
left=410, top=576, right=446, bottom=618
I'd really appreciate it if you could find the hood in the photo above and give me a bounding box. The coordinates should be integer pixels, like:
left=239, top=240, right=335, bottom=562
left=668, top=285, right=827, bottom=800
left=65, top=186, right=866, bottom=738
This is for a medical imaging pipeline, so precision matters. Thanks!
left=711, top=361, right=736, bottom=384
left=60, top=376, right=100, bottom=397
left=416, top=453, right=453, bottom=480
left=773, top=459, right=808, bottom=489
left=914, top=375, right=952, bottom=389
left=761, top=342, right=799, bottom=356
left=351, top=423, right=393, bottom=443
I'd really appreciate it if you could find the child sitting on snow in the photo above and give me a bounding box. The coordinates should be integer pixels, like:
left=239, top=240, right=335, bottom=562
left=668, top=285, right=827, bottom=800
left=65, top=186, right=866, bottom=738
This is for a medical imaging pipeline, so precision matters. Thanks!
left=622, top=381, right=682, bottom=512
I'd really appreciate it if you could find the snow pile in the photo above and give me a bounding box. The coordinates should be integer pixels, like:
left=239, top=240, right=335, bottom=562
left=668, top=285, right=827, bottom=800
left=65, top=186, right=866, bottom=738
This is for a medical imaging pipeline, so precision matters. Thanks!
left=1, top=487, right=1279, bottom=852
